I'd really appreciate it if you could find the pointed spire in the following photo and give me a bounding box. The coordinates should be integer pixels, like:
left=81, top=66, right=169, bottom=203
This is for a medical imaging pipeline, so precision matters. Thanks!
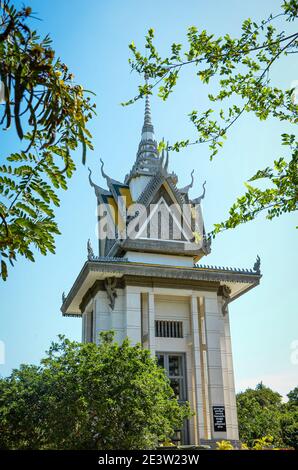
left=143, top=74, right=153, bottom=127
left=136, top=74, right=158, bottom=162
left=125, top=75, right=167, bottom=184
left=141, top=93, right=154, bottom=141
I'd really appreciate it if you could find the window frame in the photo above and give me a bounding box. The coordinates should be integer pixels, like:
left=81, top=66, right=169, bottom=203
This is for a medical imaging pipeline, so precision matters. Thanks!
left=156, top=351, right=189, bottom=444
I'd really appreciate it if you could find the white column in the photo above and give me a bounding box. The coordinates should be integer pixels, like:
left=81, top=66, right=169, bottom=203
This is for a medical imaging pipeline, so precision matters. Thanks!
left=223, top=308, right=239, bottom=440
left=148, top=292, right=155, bottom=355
left=82, top=313, right=86, bottom=343
left=190, top=294, right=205, bottom=443
left=95, top=292, right=112, bottom=344
left=141, top=292, right=149, bottom=348
left=110, top=289, right=125, bottom=343
left=199, top=298, right=212, bottom=440
left=204, top=294, right=227, bottom=440
left=125, top=287, right=142, bottom=345
left=85, top=311, right=92, bottom=343
left=92, top=299, right=96, bottom=343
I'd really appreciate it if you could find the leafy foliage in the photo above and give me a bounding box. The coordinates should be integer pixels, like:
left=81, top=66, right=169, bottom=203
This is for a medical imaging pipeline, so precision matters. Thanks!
left=125, top=1, right=298, bottom=232
left=287, top=386, right=298, bottom=406
left=280, top=411, right=298, bottom=448
left=0, top=1, right=95, bottom=280
left=0, top=332, right=191, bottom=450
left=251, top=435, right=274, bottom=450
left=237, top=383, right=298, bottom=449
left=216, top=440, right=234, bottom=450
left=279, top=386, right=298, bottom=448
left=211, top=134, right=298, bottom=235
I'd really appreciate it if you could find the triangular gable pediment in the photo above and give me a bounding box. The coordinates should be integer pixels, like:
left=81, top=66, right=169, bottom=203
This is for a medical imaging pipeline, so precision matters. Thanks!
left=150, top=181, right=184, bottom=208
left=137, top=172, right=185, bottom=208
left=134, top=195, right=192, bottom=242
left=126, top=172, right=196, bottom=245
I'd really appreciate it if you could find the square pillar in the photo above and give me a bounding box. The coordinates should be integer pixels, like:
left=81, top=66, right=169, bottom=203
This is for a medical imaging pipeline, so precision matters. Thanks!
left=125, top=287, right=142, bottom=345
left=82, top=312, right=86, bottom=343
left=92, top=299, right=96, bottom=342
left=198, top=297, right=212, bottom=440
left=190, top=294, right=205, bottom=443
left=204, top=294, right=234, bottom=441
left=223, top=307, right=239, bottom=440
left=148, top=292, right=155, bottom=355
left=94, top=291, right=112, bottom=343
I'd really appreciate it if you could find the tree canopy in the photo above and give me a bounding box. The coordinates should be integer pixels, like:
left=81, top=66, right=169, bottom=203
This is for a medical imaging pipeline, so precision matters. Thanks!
left=287, top=386, right=298, bottom=406
left=125, top=0, right=298, bottom=235
left=0, top=332, right=191, bottom=450
left=0, top=1, right=95, bottom=280
left=237, top=382, right=298, bottom=449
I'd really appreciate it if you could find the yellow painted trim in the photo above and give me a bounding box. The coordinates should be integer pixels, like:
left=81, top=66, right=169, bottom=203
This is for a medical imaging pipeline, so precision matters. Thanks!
left=119, top=187, right=133, bottom=207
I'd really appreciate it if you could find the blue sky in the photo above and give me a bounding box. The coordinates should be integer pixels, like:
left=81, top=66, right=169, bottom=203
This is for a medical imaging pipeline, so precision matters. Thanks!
left=0, top=0, right=297, bottom=398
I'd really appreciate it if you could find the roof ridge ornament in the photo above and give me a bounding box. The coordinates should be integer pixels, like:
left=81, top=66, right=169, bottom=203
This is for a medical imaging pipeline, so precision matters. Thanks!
left=179, top=169, right=194, bottom=194
left=192, top=180, right=206, bottom=204
left=87, top=239, right=95, bottom=260
left=219, top=285, right=232, bottom=316
left=253, top=255, right=261, bottom=274
left=104, top=277, right=118, bottom=310
left=88, top=167, right=95, bottom=188
left=202, top=234, right=212, bottom=255
left=164, top=142, right=169, bottom=172
left=100, top=158, right=110, bottom=184
left=87, top=166, right=111, bottom=196
left=159, top=138, right=165, bottom=169
left=190, top=169, right=194, bottom=188
left=99, top=158, right=124, bottom=188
